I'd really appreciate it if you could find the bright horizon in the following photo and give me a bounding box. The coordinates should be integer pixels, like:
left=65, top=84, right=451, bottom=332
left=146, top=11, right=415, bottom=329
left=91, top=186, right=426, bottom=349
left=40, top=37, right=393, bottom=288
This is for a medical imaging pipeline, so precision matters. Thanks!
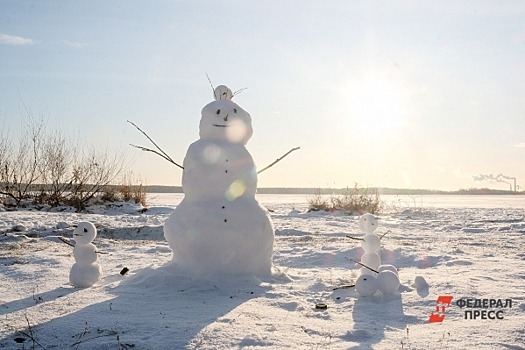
left=1, top=1, right=525, bottom=191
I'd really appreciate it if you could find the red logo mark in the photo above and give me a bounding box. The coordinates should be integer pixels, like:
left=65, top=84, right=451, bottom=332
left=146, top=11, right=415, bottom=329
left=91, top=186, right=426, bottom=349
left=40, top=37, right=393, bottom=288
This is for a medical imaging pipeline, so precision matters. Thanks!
left=429, top=295, right=453, bottom=323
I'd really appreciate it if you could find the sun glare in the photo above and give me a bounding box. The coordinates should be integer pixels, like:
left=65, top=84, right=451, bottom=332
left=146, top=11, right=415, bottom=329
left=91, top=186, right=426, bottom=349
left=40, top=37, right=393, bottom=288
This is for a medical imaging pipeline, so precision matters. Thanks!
left=348, top=80, right=406, bottom=136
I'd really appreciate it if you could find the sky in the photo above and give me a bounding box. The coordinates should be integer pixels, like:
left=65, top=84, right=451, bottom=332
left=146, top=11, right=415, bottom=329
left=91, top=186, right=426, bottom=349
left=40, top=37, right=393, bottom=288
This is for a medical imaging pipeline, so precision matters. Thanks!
left=1, top=1, right=525, bottom=191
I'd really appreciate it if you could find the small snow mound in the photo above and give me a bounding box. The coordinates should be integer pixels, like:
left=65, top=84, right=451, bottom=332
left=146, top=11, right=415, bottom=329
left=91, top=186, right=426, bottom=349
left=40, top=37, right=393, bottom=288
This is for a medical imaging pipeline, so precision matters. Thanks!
left=1, top=233, right=30, bottom=242
left=49, top=206, right=76, bottom=213
left=414, top=276, right=429, bottom=294
left=56, top=222, right=69, bottom=229
left=143, top=206, right=174, bottom=215
left=106, top=201, right=146, bottom=214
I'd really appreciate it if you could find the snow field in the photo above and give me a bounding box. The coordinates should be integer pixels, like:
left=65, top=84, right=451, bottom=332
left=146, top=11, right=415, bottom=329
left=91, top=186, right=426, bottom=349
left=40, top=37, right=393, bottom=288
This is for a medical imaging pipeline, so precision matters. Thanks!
left=0, top=200, right=524, bottom=349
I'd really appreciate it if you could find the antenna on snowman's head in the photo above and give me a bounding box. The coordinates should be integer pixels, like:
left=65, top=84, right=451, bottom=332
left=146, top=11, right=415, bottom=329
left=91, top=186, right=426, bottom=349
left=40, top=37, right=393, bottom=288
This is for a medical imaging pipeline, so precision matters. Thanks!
left=206, top=73, right=215, bottom=94
left=232, top=87, right=248, bottom=97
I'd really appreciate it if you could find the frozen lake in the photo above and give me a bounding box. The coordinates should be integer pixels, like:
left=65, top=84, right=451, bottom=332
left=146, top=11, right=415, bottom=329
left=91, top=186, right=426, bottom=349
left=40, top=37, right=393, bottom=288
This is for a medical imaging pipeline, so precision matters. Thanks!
left=147, top=193, right=525, bottom=210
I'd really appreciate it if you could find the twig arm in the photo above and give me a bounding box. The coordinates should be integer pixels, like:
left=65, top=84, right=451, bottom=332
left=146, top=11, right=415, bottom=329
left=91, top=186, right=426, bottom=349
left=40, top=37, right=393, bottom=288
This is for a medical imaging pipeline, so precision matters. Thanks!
left=349, top=258, right=379, bottom=274
left=127, top=120, right=184, bottom=170
left=257, top=147, right=300, bottom=174
left=346, top=235, right=364, bottom=241
left=333, top=284, right=356, bottom=291
left=379, top=230, right=391, bottom=240
left=58, top=236, right=75, bottom=247
left=130, top=144, right=184, bottom=169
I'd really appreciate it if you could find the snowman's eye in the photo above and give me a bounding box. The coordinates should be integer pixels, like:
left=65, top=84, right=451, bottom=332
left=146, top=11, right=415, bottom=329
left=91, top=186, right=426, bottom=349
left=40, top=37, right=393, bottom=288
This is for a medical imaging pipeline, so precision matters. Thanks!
left=216, top=109, right=221, bottom=115
left=234, top=108, right=237, bottom=113
left=83, top=228, right=88, bottom=233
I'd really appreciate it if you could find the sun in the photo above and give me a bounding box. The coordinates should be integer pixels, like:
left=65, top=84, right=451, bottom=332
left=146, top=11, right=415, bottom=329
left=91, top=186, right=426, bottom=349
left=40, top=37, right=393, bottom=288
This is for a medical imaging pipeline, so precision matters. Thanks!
left=347, top=80, right=406, bottom=136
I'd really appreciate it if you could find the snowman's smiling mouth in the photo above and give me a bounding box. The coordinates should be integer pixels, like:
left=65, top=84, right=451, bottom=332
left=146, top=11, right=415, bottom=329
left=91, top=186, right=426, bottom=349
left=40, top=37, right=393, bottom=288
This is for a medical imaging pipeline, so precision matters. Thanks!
left=213, top=124, right=229, bottom=127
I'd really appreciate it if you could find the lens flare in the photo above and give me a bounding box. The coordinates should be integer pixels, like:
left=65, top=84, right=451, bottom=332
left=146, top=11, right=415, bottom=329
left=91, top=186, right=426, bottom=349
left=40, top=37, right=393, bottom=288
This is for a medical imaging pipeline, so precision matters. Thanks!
left=225, top=120, right=249, bottom=143
left=225, top=180, right=246, bottom=201
left=202, top=144, right=222, bottom=164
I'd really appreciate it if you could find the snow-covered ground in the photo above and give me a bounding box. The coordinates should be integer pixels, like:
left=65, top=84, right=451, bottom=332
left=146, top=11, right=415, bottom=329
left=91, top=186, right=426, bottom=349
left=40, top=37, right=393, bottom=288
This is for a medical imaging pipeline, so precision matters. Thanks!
left=1, top=194, right=524, bottom=349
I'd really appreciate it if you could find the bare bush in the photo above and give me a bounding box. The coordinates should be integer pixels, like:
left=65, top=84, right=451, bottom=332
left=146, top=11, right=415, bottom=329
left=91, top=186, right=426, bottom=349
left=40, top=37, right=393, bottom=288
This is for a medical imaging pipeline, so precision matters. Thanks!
left=0, top=110, right=136, bottom=211
left=67, top=147, right=126, bottom=211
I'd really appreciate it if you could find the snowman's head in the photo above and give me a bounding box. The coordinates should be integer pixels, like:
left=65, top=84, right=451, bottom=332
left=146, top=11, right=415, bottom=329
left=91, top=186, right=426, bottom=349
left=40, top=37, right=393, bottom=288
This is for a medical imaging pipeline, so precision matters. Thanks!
left=73, top=222, right=97, bottom=245
left=359, top=213, right=378, bottom=234
left=199, top=85, right=253, bottom=144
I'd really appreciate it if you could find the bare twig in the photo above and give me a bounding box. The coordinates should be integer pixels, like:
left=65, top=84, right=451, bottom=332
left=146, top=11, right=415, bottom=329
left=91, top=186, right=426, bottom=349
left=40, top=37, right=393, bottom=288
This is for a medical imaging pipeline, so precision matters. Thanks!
left=58, top=236, right=74, bottom=247
left=73, top=322, right=90, bottom=349
left=257, top=147, right=300, bottom=174
left=232, top=87, right=248, bottom=97
left=127, top=121, right=183, bottom=170
left=206, top=73, right=215, bottom=94
left=379, top=230, right=391, bottom=240
left=332, top=284, right=356, bottom=291
left=129, top=144, right=183, bottom=169
left=58, top=236, right=108, bottom=254
left=349, top=258, right=379, bottom=274
left=346, top=235, right=364, bottom=241
left=19, top=312, right=47, bottom=350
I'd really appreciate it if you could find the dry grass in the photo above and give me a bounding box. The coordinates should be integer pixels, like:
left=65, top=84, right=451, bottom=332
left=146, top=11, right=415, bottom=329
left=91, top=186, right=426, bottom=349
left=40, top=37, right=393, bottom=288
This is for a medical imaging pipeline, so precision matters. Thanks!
left=101, top=172, right=147, bottom=206
left=308, top=185, right=383, bottom=215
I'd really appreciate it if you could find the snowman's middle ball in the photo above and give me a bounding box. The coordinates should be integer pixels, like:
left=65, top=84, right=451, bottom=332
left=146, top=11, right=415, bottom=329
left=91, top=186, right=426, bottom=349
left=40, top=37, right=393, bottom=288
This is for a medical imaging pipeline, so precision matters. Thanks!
left=361, top=252, right=381, bottom=270
left=361, top=233, right=381, bottom=252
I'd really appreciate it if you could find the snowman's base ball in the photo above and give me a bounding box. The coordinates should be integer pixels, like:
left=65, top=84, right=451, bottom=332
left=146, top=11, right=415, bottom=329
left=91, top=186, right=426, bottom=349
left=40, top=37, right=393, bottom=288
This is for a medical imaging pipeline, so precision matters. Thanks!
left=378, top=264, right=398, bottom=276
left=164, top=197, right=274, bottom=276
left=69, top=263, right=102, bottom=288
left=355, top=274, right=378, bottom=297
left=377, top=270, right=400, bottom=295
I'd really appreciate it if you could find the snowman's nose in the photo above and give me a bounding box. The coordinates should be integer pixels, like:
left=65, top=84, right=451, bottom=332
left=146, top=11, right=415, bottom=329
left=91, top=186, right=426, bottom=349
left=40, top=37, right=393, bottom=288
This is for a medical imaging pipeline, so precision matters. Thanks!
left=223, top=114, right=229, bottom=122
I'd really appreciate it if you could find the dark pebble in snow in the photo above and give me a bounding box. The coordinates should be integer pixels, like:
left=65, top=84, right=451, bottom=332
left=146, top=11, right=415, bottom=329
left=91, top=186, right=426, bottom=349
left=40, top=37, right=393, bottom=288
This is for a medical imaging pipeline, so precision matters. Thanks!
left=13, top=225, right=27, bottom=232
left=315, top=303, right=328, bottom=310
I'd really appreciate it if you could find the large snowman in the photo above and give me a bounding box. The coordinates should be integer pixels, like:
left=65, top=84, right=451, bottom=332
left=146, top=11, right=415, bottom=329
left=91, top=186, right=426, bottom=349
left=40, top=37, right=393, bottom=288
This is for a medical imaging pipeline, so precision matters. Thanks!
left=164, top=85, right=274, bottom=277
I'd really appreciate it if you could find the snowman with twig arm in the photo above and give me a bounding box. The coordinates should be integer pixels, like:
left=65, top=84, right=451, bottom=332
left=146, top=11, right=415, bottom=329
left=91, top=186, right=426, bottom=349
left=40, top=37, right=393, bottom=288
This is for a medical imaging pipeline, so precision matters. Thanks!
left=161, top=85, right=278, bottom=276
left=69, top=222, right=102, bottom=288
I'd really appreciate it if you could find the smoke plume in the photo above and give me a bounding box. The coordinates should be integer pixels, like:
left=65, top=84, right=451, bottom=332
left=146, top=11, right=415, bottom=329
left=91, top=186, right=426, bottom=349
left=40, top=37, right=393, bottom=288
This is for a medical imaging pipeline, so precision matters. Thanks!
left=473, top=173, right=516, bottom=190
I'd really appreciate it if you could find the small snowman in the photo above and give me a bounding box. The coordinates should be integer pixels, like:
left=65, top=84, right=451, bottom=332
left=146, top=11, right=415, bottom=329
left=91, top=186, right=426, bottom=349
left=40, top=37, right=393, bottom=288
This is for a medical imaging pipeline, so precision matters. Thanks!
left=359, top=213, right=381, bottom=274
left=354, top=213, right=400, bottom=296
left=69, top=222, right=102, bottom=288
left=164, top=85, right=274, bottom=276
